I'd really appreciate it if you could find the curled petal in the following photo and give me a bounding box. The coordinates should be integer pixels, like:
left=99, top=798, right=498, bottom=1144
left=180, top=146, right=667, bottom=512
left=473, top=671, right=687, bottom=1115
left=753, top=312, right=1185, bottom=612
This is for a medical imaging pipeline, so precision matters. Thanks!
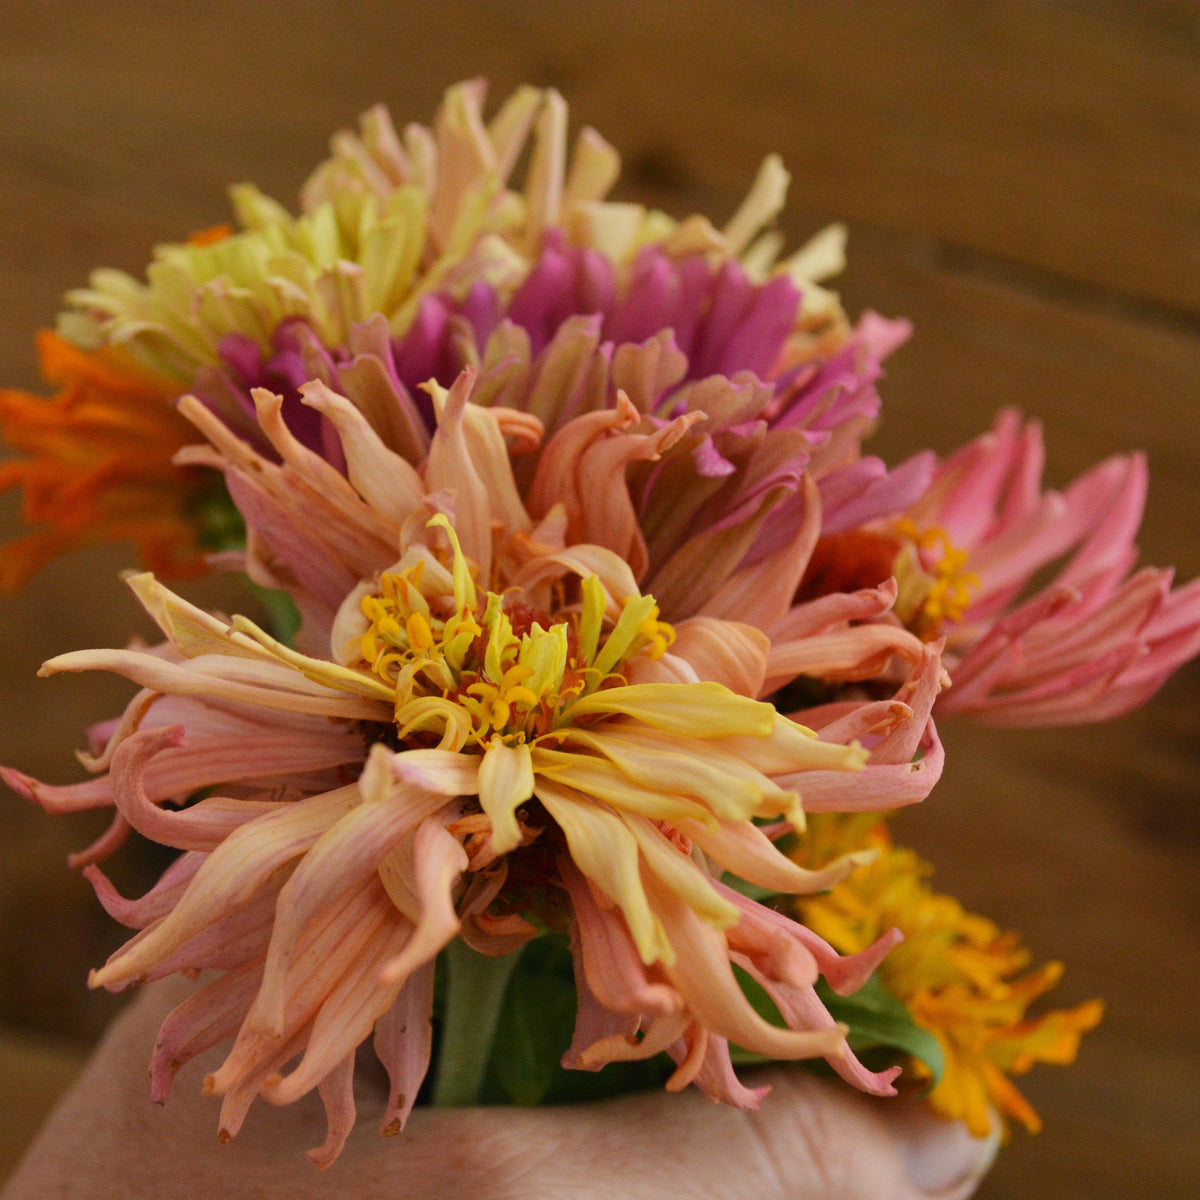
left=305, top=1053, right=356, bottom=1170
left=251, top=781, right=449, bottom=1035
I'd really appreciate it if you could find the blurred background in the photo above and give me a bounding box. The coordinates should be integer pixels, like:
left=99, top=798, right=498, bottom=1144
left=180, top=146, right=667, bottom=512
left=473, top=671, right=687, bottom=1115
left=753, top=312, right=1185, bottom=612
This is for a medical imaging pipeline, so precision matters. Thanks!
left=1, top=3, right=1198, bottom=1194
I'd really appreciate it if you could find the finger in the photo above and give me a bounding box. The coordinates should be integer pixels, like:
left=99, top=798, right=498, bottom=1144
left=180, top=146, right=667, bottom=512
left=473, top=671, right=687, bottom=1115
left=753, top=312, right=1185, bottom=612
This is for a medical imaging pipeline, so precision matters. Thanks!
left=886, top=1093, right=1001, bottom=1200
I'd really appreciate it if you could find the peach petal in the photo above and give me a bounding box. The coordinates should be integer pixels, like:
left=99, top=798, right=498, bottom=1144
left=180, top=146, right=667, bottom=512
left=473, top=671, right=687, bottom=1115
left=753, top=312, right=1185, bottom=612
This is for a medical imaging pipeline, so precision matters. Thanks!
left=677, top=815, right=875, bottom=895
left=89, top=784, right=357, bottom=991
left=305, top=1053, right=357, bottom=1170
left=698, top=475, right=821, bottom=632
left=151, top=961, right=264, bottom=1102
left=762, top=623, right=927, bottom=693
left=771, top=577, right=900, bottom=644
left=560, top=861, right=683, bottom=1018
left=734, top=952, right=900, bottom=1097
left=261, top=896, right=411, bottom=1106
left=83, top=851, right=203, bottom=929
left=672, top=1032, right=770, bottom=1111
left=143, top=884, right=277, bottom=981
left=783, top=723, right=944, bottom=812
left=109, top=726, right=279, bottom=851
left=377, top=816, right=468, bottom=986
left=570, top=406, right=706, bottom=579
left=39, top=646, right=387, bottom=721
left=719, top=881, right=903, bottom=995
left=251, top=386, right=399, bottom=546
left=252, top=783, right=449, bottom=1034
left=646, top=875, right=846, bottom=1062
left=668, top=617, right=769, bottom=698
left=210, top=881, right=390, bottom=1099
left=373, top=962, right=435, bottom=1136
left=66, top=812, right=132, bottom=866
left=664, top=1024, right=709, bottom=1092
left=298, top=379, right=424, bottom=525
left=215, top=1025, right=312, bottom=1144
left=562, top=924, right=642, bottom=1069
left=579, top=1011, right=692, bottom=1069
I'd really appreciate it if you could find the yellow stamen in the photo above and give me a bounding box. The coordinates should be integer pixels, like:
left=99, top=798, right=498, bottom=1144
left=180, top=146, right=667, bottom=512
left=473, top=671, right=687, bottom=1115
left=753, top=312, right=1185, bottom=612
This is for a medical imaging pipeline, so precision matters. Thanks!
left=352, top=520, right=690, bottom=748
left=892, top=519, right=981, bottom=636
left=407, top=611, right=434, bottom=651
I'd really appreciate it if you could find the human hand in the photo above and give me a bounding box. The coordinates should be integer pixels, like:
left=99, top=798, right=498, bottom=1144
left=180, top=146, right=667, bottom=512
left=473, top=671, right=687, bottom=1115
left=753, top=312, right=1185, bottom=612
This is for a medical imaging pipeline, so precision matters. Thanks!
left=3, top=979, right=997, bottom=1200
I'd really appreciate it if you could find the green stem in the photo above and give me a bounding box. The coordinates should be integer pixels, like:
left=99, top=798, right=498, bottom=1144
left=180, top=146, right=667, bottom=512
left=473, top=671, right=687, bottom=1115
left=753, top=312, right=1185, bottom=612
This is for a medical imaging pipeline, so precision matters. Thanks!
left=432, top=940, right=522, bottom=1106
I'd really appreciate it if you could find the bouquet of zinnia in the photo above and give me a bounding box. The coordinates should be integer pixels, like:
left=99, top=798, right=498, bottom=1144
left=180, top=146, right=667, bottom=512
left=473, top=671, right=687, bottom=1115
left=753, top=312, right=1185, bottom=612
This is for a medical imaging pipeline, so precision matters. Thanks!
left=3, top=80, right=1195, bottom=1169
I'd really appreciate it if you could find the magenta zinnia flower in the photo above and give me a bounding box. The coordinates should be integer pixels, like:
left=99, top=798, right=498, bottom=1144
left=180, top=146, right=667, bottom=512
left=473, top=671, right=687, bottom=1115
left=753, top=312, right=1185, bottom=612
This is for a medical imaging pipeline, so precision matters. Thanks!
left=193, top=248, right=936, bottom=697
left=4, top=370, right=941, bottom=1165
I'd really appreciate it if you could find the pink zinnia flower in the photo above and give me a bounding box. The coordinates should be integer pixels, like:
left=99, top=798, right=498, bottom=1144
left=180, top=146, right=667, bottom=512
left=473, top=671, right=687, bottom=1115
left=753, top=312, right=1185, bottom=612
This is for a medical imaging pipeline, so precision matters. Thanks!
left=880, top=411, right=1200, bottom=723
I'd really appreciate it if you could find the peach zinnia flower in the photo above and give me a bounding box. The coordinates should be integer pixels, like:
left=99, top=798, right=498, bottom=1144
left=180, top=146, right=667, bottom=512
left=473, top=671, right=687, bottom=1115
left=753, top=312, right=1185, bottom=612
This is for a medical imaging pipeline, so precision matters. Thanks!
left=4, top=369, right=940, bottom=1165
left=191, top=274, right=935, bottom=731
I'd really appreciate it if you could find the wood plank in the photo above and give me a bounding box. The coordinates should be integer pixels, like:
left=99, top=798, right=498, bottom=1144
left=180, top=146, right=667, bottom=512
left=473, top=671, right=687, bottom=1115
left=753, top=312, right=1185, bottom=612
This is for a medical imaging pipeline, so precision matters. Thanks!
left=0, top=1033, right=88, bottom=1184
left=3, top=2, right=1200, bottom=320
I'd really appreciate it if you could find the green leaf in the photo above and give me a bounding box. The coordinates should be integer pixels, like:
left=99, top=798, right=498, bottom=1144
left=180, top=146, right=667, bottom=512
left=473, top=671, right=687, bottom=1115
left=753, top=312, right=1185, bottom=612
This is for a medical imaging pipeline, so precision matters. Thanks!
left=433, top=941, right=522, bottom=1106
left=188, top=475, right=245, bottom=552
left=479, top=934, right=673, bottom=1106
left=485, top=936, right=578, bottom=1106
left=244, top=580, right=302, bottom=646
left=720, top=873, right=781, bottom=903
left=818, top=974, right=945, bottom=1087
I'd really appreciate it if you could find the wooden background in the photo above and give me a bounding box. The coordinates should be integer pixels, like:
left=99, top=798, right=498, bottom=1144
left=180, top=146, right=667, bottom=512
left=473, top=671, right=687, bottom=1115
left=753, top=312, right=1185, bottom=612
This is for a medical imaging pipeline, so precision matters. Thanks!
left=2, top=3, right=1198, bottom=1195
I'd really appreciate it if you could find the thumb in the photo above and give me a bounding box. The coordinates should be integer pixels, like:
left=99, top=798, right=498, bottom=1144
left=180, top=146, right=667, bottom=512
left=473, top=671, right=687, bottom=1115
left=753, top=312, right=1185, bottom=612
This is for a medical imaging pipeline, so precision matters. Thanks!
left=713, top=1067, right=1000, bottom=1200
left=882, top=1086, right=1001, bottom=1200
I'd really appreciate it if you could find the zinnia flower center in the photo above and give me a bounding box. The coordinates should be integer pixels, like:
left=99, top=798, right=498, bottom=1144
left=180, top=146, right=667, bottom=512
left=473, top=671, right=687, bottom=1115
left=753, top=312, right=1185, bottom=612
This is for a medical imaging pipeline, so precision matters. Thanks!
left=797, top=522, right=978, bottom=639
left=891, top=519, right=979, bottom=635
left=356, top=516, right=676, bottom=748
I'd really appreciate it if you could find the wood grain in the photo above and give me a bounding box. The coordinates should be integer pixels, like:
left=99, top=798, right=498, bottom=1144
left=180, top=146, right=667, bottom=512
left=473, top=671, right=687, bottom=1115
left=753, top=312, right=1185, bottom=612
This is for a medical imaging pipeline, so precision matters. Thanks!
left=2, top=3, right=1198, bottom=1195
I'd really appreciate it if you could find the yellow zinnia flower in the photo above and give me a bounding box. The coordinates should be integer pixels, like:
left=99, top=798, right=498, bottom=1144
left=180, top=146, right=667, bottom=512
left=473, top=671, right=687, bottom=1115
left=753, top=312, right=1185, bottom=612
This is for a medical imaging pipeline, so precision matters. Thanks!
left=792, top=815, right=1102, bottom=1137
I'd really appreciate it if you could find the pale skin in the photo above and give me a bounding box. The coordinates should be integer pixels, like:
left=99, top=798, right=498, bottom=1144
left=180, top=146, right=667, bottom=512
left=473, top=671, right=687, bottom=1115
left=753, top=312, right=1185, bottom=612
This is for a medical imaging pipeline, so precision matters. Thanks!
left=3, top=980, right=998, bottom=1200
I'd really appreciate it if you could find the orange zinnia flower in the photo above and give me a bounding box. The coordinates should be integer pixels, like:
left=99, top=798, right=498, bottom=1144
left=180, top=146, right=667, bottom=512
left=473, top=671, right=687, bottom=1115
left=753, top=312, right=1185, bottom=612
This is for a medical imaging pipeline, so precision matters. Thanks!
left=0, top=331, right=202, bottom=590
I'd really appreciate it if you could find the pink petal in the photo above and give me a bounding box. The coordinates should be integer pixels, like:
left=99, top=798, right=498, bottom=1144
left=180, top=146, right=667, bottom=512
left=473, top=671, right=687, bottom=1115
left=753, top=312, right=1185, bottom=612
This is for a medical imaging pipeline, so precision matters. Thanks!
left=252, top=782, right=450, bottom=1034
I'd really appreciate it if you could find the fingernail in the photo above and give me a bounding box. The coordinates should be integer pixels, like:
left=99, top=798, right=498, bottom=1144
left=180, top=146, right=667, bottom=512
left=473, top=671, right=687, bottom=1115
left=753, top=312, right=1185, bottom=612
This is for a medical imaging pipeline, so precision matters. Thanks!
left=901, top=1109, right=1000, bottom=1198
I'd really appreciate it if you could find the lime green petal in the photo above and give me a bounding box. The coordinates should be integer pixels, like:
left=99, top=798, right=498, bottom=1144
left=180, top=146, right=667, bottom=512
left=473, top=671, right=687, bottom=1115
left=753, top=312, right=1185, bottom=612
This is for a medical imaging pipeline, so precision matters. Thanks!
left=567, top=681, right=775, bottom=738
